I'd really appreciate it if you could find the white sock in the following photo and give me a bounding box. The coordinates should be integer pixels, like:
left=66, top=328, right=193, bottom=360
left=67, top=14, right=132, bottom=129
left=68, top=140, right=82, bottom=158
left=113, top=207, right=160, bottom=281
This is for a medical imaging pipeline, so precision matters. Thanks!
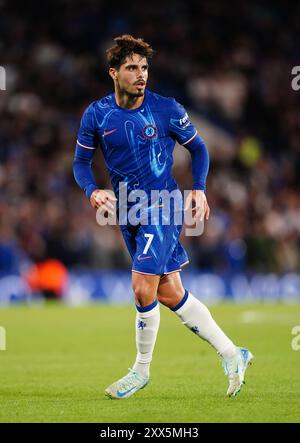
left=133, top=300, right=160, bottom=378
left=172, top=290, right=237, bottom=359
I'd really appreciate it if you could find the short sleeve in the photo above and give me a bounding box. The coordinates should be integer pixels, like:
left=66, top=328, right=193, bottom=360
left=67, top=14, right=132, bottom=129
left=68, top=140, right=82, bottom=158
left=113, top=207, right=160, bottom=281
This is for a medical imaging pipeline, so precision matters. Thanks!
left=77, top=103, right=98, bottom=150
left=169, top=99, right=198, bottom=146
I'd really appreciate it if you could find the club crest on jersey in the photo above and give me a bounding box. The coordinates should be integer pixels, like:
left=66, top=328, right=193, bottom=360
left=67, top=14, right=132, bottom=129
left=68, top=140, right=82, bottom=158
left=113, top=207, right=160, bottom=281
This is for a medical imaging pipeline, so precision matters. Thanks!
left=142, top=124, right=157, bottom=139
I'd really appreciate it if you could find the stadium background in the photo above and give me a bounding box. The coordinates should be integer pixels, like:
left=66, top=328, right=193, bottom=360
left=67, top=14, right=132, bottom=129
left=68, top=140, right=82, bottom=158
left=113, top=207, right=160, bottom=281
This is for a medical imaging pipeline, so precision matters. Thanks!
left=1, top=0, right=300, bottom=304
left=1, top=0, right=300, bottom=425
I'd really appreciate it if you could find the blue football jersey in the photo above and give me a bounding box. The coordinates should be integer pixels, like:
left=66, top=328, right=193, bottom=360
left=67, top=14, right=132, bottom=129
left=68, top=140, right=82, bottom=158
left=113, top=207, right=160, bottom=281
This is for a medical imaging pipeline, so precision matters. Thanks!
left=76, top=89, right=198, bottom=203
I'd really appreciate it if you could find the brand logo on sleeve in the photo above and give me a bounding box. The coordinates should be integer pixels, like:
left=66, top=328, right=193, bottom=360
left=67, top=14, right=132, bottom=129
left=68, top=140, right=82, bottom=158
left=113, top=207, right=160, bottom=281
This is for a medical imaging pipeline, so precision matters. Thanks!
left=179, top=113, right=190, bottom=128
left=142, top=124, right=157, bottom=139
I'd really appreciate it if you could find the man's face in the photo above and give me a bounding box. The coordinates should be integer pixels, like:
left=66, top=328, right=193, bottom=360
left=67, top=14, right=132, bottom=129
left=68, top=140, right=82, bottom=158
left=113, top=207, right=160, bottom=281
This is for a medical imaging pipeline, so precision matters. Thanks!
left=110, top=53, right=148, bottom=97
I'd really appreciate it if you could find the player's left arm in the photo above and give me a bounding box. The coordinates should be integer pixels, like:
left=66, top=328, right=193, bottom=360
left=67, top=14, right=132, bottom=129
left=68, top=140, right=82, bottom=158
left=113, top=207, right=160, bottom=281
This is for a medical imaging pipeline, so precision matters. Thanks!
left=183, top=134, right=210, bottom=221
left=169, top=100, right=210, bottom=221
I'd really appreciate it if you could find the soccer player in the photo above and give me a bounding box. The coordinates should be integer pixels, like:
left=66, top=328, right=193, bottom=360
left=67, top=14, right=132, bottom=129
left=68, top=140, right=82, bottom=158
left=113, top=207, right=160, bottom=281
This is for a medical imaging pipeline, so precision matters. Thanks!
left=73, top=35, right=253, bottom=399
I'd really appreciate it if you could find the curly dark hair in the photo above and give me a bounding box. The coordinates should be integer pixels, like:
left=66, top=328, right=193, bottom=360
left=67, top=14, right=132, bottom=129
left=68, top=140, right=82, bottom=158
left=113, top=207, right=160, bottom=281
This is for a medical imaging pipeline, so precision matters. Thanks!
left=106, top=34, right=154, bottom=69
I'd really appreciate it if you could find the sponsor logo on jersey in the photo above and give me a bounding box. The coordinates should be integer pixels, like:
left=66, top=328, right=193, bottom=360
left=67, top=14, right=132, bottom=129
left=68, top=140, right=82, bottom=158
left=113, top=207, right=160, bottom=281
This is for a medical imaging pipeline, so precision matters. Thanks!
left=179, top=113, right=191, bottom=129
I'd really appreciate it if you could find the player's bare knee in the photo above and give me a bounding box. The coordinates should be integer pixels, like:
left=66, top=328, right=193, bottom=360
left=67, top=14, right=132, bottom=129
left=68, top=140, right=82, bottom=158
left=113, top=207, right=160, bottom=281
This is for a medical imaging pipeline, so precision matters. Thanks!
left=133, top=282, right=154, bottom=306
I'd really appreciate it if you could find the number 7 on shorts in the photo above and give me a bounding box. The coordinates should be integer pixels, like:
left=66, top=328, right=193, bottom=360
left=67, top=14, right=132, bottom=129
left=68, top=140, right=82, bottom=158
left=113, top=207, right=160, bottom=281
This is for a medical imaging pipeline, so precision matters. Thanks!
left=143, top=233, right=154, bottom=254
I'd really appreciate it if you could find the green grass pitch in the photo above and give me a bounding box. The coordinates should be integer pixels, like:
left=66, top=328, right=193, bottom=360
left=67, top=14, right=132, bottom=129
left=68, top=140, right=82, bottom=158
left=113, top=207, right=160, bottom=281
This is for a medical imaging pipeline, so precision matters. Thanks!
left=1, top=302, right=300, bottom=423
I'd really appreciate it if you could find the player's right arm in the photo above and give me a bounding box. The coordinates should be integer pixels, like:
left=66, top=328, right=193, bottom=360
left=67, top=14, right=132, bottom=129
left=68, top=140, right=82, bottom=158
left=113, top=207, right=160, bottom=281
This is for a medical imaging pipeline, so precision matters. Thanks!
left=73, top=103, right=116, bottom=214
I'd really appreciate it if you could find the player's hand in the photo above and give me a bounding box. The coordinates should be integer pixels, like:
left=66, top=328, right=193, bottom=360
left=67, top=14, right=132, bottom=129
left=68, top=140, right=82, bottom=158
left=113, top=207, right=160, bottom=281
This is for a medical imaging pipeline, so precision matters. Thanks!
left=90, top=189, right=117, bottom=215
left=185, top=190, right=210, bottom=221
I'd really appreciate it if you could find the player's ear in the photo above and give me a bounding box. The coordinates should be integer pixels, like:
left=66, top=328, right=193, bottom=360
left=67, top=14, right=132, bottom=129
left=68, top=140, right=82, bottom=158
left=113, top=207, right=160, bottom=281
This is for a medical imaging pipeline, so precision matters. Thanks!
left=109, top=68, right=118, bottom=81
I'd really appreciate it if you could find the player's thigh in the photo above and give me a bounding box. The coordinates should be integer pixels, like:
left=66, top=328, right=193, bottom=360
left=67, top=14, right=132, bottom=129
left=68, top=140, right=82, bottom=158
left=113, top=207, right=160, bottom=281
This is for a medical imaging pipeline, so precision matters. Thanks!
left=157, top=272, right=185, bottom=308
left=132, top=271, right=161, bottom=307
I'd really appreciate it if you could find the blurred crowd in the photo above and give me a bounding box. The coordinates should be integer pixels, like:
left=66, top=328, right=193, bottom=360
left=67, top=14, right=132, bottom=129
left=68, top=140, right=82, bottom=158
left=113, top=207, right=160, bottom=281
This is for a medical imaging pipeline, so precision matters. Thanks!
left=1, top=0, right=300, bottom=277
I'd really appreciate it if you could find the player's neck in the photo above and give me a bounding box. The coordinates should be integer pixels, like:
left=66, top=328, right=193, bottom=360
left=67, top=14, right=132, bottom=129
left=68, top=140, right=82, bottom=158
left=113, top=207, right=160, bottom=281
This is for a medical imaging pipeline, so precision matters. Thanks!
left=115, top=90, right=145, bottom=110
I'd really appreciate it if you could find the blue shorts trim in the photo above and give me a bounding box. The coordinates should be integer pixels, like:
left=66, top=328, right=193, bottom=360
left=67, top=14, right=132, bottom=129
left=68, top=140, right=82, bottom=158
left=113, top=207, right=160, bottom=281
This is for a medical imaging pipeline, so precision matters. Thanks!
left=132, top=260, right=190, bottom=276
